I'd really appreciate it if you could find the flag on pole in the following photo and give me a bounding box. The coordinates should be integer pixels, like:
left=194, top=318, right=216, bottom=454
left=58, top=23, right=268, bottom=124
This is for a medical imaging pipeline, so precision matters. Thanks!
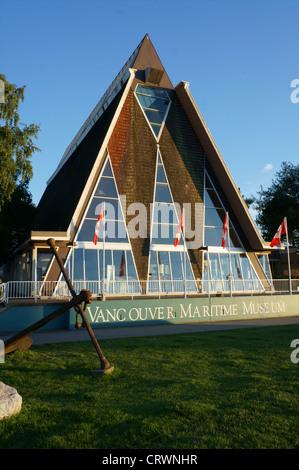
left=222, top=213, right=228, bottom=248
left=119, top=251, right=125, bottom=277
left=174, top=210, right=183, bottom=247
left=270, top=218, right=287, bottom=247
left=93, top=204, right=103, bottom=245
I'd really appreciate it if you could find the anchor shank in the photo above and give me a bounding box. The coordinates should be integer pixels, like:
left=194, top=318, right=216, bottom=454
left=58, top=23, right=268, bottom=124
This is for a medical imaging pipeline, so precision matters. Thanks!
left=47, top=238, right=111, bottom=370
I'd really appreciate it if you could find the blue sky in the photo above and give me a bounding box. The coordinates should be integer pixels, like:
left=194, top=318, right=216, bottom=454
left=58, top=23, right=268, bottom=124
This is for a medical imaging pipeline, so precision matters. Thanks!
left=0, top=0, right=298, bottom=219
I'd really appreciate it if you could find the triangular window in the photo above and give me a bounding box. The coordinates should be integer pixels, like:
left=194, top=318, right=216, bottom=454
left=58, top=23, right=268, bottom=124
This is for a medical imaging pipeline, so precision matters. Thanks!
left=151, top=152, right=182, bottom=245
left=202, top=171, right=265, bottom=293
left=135, top=84, right=171, bottom=140
left=77, top=157, right=128, bottom=243
left=148, top=151, right=197, bottom=293
left=204, top=172, right=242, bottom=248
left=62, top=155, right=140, bottom=295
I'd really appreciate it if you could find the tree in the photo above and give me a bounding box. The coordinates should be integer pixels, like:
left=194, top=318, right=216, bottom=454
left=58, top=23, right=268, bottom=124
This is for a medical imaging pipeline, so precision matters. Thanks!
left=0, top=180, right=36, bottom=264
left=254, top=161, right=299, bottom=246
left=0, top=74, right=40, bottom=211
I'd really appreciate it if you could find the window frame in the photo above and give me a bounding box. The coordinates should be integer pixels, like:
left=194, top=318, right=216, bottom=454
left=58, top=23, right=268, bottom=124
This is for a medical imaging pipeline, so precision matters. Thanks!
left=134, top=83, right=172, bottom=142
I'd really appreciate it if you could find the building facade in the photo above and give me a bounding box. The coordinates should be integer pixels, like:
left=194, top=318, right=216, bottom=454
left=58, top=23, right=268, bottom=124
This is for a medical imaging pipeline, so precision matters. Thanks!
left=5, top=35, right=275, bottom=298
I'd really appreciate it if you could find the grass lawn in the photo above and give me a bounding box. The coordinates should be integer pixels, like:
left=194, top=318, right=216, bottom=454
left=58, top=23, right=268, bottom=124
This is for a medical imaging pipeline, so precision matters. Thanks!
left=0, top=324, right=299, bottom=449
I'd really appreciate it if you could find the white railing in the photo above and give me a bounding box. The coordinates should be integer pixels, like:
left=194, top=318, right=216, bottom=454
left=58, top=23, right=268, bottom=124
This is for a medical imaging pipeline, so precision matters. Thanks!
left=0, top=279, right=298, bottom=303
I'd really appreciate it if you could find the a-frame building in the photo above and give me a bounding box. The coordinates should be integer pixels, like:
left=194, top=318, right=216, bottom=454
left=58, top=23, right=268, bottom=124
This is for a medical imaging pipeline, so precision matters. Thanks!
left=6, top=34, right=273, bottom=296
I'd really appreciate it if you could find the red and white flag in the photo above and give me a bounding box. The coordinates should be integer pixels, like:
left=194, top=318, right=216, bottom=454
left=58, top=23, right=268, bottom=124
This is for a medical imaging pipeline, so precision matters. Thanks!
left=174, top=210, right=183, bottom=247
left=222, top=213, right=228, bottom=248
left=270, top=218, right=287, bottom=247
left=93, top=204, right=103, bottom=245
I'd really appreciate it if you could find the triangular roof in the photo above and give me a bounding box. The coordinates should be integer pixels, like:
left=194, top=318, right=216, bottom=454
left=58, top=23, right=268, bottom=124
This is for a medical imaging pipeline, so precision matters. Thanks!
left=32, top=34, right=266, bottom=259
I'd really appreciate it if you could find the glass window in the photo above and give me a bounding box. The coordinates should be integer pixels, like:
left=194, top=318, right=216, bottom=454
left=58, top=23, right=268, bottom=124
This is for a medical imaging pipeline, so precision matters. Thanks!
left=204, top=171, right=242, bottom=248
left=73, top=157, right=140, bottom=293
left=256, top=254, right=272, bottom=281
left=240, top=253, right=251, bottom=280
left=94, top=177, right=118, bottom=198
left=205, top=188, right=222, bottom=208
left=157, top=251, right=172, bottom=292
left=103, top=250, right=112, bottom=281
left=203, top=252, right=263, bottom=293
left=202, top=252, right=210, bottom=292
left=36, top=252, right=53, bottom=281
left=104, top=220, right=128, bottom=242
left=205, top=207, right=225, bottom=227
left=205, top=214, right=242, bottom=248
left=209, top=253, right=223, bottom=291
left=220, top=253, right=232, bottom=291
left=102, top=250, right=113, bottom=293
left=231, top=253, right=243, bottom=291
left=240, top=254, right=261, bottom=291
left=85, top=249, right=98, bottom=281
left=148, top=251, right=159, bottom=293
left=153, top=203, right=178, bottom=224
left=137, top=85, right=169, bottom=99
left=205, top=174, right=213, bottom=189
left=83, top=220, right=123, bottom=243
left=204, top=227, right=223, bottom=246
left=158, top=251, right=171, bottom=280
left=148, top=251, right=159, bottom=280
left=155, top=184, right=172, bottom=203
left=65, top=253, right=72, bottom=280
left=77, top=157, right=130, bottom=245
left=97, top=250, right=104, bottom=282
left=148, top=151, right=196, bottom=291
left=156, top=165, right=167, bottom=183
left=135, top=84, right=171, bottom=140
left=150, top=124, right=161, bottom=137
left=74, top=248, right=84, bottom=281
left=229, top=229, right=241, bottom=248
left=86, top=198, right=121, bottom=220
left=77, top=219, right=97, bottom=242
left=102, top=159, right=113, bottom=177
left=126, top=251, right=138, bottom=281
left=184, top=254, right=195, bottom=281
left=170, top=251, right=183, bottom=280
left=144, top=109, right=165, bottom=125
left=152, top=223, right=178, bottom=245
left=113, top=250, right=126, bottom=281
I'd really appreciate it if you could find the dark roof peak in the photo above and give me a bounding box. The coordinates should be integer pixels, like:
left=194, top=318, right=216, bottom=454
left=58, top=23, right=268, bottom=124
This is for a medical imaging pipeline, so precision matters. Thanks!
left=132, top=34, right=173, bottom=89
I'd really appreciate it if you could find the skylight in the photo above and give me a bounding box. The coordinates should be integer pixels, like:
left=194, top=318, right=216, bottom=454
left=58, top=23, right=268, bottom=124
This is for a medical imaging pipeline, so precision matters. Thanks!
left=135, top=84, right=171, bottom=139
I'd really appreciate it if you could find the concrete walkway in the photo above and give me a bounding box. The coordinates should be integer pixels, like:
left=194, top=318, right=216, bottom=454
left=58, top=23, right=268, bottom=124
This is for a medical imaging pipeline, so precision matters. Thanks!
left=1, top=316, right=299, bottom=345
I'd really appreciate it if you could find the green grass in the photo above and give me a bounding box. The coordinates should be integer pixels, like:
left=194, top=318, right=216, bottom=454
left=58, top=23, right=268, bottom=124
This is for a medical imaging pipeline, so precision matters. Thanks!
left=1, top=325, right=299, bottom=449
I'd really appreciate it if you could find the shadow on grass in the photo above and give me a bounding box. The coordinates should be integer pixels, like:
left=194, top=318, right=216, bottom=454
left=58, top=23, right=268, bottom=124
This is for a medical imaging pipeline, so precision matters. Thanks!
left=1, top=324, right=299, bottom=449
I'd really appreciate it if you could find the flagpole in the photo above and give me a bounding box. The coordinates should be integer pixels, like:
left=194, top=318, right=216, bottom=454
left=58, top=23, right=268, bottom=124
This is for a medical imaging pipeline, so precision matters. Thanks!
left=227, top=212, right=233, bottom=297
left=183, top=209, right=187, bottom=298
left=103, top=201, right=105, bottom=300
left=285, top=217, right=292, bottom=295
